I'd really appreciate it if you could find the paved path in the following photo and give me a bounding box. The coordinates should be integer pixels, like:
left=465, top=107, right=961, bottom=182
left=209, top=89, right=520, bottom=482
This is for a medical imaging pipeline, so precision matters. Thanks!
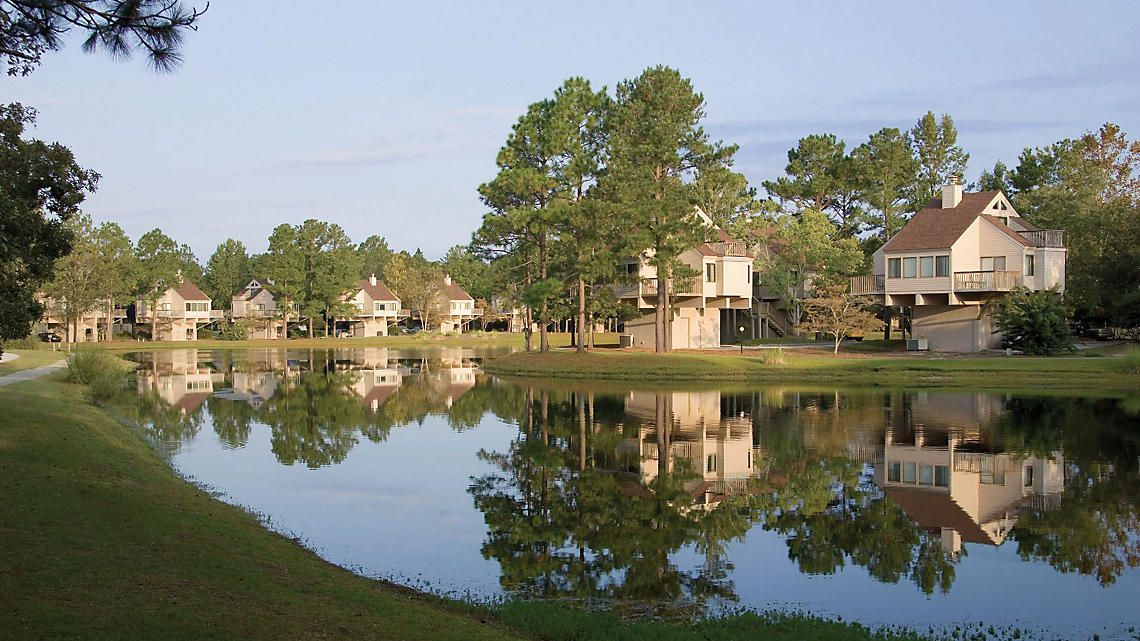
left=0, top=359, right=69, bottom=387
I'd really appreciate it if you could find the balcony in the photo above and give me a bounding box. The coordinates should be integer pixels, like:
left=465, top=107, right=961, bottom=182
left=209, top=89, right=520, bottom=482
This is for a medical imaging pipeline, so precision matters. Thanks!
left=953, top=271, right=1022, bottom=292
left=710, top=241, right=751, bottom=257
left=850, top=274, right=885, bottom=295
left=1018, top=230, right=1064, bottom=248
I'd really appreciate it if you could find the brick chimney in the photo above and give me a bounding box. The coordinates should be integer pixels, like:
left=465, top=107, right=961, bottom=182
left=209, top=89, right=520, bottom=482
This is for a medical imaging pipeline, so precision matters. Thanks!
left=942, top=175, right=963, bottom=209
left=369, top=273, right=377, bottom=287
left=444, top=274, right=452, bottom=286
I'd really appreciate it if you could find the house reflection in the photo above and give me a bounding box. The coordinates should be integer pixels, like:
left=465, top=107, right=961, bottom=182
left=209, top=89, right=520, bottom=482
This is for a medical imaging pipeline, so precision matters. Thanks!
left=876, top=393, right=1064, bottom=554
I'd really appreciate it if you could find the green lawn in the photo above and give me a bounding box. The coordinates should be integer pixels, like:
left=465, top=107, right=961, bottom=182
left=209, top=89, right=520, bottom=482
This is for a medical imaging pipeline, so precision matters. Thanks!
left=484, top=349, right=1140, bottom=393
left=0, top=373, right=927, bottom=641
left=0, top=349, right=67, bottom=375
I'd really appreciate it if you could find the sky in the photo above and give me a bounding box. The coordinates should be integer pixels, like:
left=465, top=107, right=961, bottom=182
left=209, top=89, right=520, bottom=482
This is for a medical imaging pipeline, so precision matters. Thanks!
left=6, top=1, right=1140, bottom=262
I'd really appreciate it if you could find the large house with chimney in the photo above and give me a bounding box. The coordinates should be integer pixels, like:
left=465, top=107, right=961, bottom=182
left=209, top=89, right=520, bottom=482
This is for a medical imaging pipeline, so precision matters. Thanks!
left=617, top=208, right=754, bottom=349
left=342, top=274, right=404, bottom=337
left=135, top=277, right=222, bottom=341
left=851, top=179, right=1066, bottom=352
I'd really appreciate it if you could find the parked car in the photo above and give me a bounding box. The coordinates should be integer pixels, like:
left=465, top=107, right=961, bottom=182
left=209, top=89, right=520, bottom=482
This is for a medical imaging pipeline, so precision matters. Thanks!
left=38, top=332, right=62, bottom=343
left=1085, top=326, right=1114, bottom=341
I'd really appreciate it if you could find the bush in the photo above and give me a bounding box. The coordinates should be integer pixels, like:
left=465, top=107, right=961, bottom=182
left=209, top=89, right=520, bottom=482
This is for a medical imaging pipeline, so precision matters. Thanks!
left=218, top=322, right=248, bottom=341
left=1122, top=346, right=1140, bottom=375
left=67, top=350, right=129, bottom=405
left=4, top=334, right=41, bottom=351
left=759, top=348, right=785, bottom=365
left=197, top=328, right=218, bottom=340
left=994, top=287, right=1075, bottom=355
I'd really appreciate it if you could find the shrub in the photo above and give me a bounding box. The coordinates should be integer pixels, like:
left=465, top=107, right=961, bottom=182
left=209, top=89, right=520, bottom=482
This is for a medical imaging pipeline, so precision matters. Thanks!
left=4, top=334, right=41, bottom=351
left=218, top=322, right=248, bottom=341
left=1122, top=346, right=1140, bottom=375
left=67, top=350, right=129, bottom=405
left=994, top=287, right=1075, bottom=355
left=759, top=348, right=785, bottom=365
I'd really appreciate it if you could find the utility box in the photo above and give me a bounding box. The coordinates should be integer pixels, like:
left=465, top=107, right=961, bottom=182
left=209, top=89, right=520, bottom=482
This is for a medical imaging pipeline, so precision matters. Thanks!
left=906, top=339, right=929, bottom=351
left=619, top=333, right=634, bottom=348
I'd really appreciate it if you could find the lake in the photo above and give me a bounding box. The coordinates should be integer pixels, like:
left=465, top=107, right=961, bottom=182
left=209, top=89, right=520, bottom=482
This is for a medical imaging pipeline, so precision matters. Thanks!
left=123, top=347, right=1140, bottom=639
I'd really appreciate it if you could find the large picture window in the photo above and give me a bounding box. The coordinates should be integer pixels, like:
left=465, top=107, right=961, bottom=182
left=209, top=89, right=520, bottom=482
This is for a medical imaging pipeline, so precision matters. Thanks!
left=903, top=257, right=917, bottom=278
left=981, top=256, right=1007, bottom=272
left=888, top=258, right=901, bottom=279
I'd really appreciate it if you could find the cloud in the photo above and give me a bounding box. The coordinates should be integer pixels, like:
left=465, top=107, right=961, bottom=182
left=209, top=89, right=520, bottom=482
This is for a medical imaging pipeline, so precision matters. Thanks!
left=266, top=135, right=490, bottom=171
left=975, top=62, right=1132, bottom=93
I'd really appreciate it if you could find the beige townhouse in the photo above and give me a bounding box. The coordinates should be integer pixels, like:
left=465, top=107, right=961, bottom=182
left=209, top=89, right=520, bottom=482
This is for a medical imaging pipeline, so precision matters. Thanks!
left=343, top=274, right=404, bottom=337
left=37, top=296, right=127, bottom=342
left=617, top=208, right=754, bottom=349
left=851, top=179, right=1066, bottom=352
left=135, top=277, right=222, bottom=341
left=437, top=276, right=481, bottom=334
left=230, top=278, right=287, bottom=339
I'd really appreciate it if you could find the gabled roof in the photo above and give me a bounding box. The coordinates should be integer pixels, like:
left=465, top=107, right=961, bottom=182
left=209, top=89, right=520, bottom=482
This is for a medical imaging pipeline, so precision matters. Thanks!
left=981, top=215, right=1032, bottom=248
left=442, top=281, right=473, bottom=301
left=884, top=486, right=995, bottom=545
left=880, top=191, right=1002, bottom=252
left=173, top=279, right=210, bottom=301
left=694, top=243, right=719, bottom=257
left=358, top=279, right=399, bottom=302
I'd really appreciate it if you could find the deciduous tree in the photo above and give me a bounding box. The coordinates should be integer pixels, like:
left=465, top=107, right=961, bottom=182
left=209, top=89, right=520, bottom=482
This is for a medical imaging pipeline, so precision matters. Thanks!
left=802, top=284, right=881, bottom=354
left=0, top=103, right=98, bottom=350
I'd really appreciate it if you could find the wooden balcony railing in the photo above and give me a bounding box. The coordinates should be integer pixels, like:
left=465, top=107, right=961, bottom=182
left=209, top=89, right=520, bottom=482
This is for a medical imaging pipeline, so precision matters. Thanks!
left=1018, top=230, right=1064, bottom=248
left=954, top=270, right=1022, bottom=292
left=850, top=274, right=886, bottom=295
left=710, top=241, right=751, bottom=257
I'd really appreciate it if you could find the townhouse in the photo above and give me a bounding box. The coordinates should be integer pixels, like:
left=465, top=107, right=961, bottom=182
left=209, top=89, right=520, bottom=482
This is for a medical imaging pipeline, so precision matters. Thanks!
left=437, top=275, right=481, bottom=334
left=343, top=274, right=404, bottom=337
left=617, top=209, right=754, bottom=349
left=135, top=276, right=222, bottom=341
left=851, top=179, right=1066, bottom=352
left=230, top=278, right=287, bottom=339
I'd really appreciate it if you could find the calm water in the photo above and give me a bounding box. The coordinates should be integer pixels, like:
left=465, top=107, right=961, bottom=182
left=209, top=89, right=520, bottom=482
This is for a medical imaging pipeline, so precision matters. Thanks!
left=123, top=348, right=1140, bottom=639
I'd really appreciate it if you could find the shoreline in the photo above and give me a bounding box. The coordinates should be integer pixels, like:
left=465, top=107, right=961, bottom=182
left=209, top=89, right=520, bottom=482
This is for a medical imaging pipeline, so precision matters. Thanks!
left=481, top=348, right=1140, bottom=393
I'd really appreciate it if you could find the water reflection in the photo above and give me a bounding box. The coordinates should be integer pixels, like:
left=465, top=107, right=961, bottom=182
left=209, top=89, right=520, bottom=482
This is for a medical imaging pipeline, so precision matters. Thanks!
left=122, top=349, right=1140, bottom=629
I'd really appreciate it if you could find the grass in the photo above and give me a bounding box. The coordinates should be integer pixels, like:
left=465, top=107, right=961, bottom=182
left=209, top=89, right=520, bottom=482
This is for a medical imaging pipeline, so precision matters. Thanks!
left=0, top=348, right=67, bottom=374
left=483, top=349, right=1140, bottom=392
left=0, top=371, right=928, bottom=641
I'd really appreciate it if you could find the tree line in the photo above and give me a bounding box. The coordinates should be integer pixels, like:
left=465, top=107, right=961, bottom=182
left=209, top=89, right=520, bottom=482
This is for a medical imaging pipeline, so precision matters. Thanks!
left=37, top=215, right=496, bottom=340
left=473, top=66, right=1140, bottom=350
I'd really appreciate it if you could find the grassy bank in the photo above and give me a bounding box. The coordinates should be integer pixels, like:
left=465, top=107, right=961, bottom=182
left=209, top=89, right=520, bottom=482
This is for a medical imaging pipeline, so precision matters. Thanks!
left=484, top=349, right=1140, bottom=392
left=0, top=374, right=927, bottom=641
left=0, top=349, right=67, bottom=374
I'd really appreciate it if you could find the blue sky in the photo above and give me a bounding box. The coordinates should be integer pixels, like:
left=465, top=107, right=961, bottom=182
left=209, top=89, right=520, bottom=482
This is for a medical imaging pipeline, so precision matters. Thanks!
left=7, top=1, right=1139, bottom=261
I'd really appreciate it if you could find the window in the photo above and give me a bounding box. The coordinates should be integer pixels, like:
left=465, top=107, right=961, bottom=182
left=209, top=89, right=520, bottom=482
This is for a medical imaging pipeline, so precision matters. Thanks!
left=981, top=256, right=1006, bottom=272
left=705, top=263, right=716, bottom=283
left=919, top=256, right=934, bottom=278
left=1024, top=465, right=1035, bottom=487
left=935, top=255, right=950, bottom=277
left=903, top=257, right=917, bottom=278
left=1025, top=254, right=1035, bottom=276
left=888, top=462, right=901, bottom=482
left=185, top=302, right=209, bottom=312
left=255, top=303, right=265, bottom=311
left=374, top=302, right=383, bottom=312
left=919, top=465, right=934, bottom=486
left=902, top=462, right=917, bottom=483
left=888, top=258, right=902, bottom=279
left=747, top=269, right=752, bottom=284
left=935, top=465, right=950, bottom=487
left=706, top=454, right=717, bottom=473
left=625, top=263, right=637, bottom=274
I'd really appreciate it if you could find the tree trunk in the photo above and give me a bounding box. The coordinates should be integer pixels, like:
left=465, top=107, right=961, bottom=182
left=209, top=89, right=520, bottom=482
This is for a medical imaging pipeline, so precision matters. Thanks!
left=883, top=306, right=892, bottom=341
left=576, top=275, right=586, bottom=353
left=151, top=299, right=158, bottom=342
left=655, top=270, right=667, bottom=354
left=834, top=335, right=841, bottom=354
left=281, top=307, right=289, bottom=340
left=308, top=316, right=314, bottom=339
left=523, top=305, right=533, bottom=352
left=539, top=238, right=549, bottom=353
